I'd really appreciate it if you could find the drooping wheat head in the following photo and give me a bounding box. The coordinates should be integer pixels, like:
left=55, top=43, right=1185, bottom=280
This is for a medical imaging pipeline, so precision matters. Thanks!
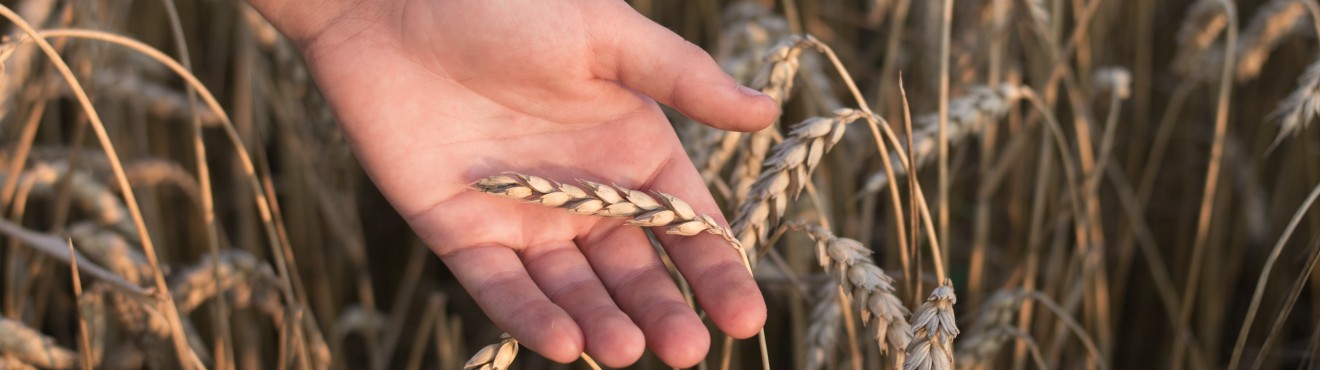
left=730, top=109, right=869, bottom=259
left=904, top=281, right=959, bottom=370
left=799, top=224, right=912, bottom=364
left=1269, top=57, right=1320, bottom=152
left=1234, top=0, right=1308, bottom=81
left=861, top=84, right=1023, bottom=196
left=1173, top=0, right=1230, bottom=76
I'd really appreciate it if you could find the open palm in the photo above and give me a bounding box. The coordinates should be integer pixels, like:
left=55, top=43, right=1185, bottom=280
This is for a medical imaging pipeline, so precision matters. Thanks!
left=250, top=0, right=779, bottom=367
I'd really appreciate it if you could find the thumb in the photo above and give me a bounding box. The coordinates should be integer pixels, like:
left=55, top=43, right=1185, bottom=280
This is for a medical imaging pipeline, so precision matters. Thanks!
left=594, top=4, right=780, bottom=132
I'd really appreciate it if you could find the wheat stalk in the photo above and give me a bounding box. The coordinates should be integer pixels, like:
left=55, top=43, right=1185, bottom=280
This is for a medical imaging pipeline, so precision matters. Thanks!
left=860, top=85, right=1023, bottom=196
left=463, top=333, right=519, bottom=370
left=903, top=281, right=959, bottom=370
left=798, top=224, right=912, bottom=364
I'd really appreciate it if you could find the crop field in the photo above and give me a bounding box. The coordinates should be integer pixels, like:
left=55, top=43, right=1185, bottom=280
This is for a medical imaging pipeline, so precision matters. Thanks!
left=1, top=0, right=1319, bottom=369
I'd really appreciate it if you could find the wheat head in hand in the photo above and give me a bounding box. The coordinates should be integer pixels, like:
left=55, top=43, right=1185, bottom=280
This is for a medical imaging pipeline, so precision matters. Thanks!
left=246, top=0, right=780, bottom=367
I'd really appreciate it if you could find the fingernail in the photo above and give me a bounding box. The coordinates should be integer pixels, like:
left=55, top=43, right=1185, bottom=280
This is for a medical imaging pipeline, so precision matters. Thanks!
left=738, top=85, right=769, bottom=98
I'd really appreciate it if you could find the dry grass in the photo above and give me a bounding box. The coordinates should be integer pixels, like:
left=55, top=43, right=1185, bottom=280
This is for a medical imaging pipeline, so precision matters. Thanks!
left=2, top=0, right=1320, bottom=369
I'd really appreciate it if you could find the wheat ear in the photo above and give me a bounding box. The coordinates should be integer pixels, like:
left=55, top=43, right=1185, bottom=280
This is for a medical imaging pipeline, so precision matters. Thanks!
left=0, top=161, right=137, bottom=240
left=1269, top=58, right=1320, bottom=150
left=169, top=250, right=280, bottom=314
left=728, top=109, right=868, bottom=261
left=903, top=281, right=959, bottom=370
left=860, top=85, right=1023, bottom=196
left=751, top=35, right=811, bottom=104
left=1234, top=0, right=1309, bottom=81
left=798, top=224, right=912, bottom=364
left=474, top=173, right=739, bottom=242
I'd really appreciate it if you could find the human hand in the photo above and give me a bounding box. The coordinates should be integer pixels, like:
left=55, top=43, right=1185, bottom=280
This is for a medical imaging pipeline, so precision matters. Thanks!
left=248, top=0, right=780, bottom=367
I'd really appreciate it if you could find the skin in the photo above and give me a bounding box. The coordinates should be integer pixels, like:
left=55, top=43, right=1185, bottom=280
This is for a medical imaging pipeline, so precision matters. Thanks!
left=247, top=0, right=779, bottom=367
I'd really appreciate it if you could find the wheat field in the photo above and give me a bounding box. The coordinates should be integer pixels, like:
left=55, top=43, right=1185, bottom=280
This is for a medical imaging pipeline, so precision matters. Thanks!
left=1, top=0, right=1320, bottom=369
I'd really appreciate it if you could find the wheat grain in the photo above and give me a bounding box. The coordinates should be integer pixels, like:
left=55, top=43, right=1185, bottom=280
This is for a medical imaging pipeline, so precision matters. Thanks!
left=860, top=85, right=1023, bottom=196
left=729, top=109, right=868, bottom=258
left=463, top=333, right=518, bottom=370
left=903, top=281, right=959, bottom=370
